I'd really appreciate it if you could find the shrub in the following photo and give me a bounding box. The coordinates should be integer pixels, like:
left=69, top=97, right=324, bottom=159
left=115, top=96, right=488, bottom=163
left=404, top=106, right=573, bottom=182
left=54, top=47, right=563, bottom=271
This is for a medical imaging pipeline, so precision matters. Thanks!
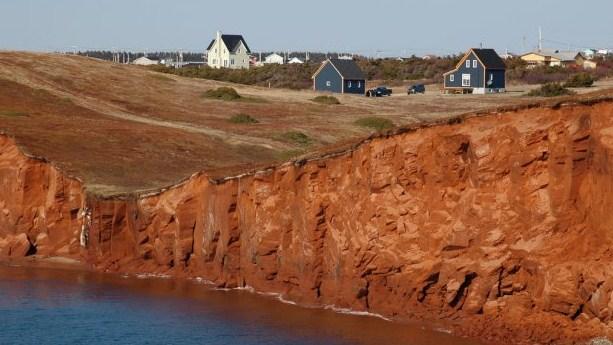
left=311, top=95, right=341, bottom=105
left=277, top=131, right=312, bottom=146
left=564, top=73, right=595, bottom=88
left=527, top=83, right=576, bottom=97
left=354, top=117, right=394, bottom=131
left=229, top=113, right=258, bottom=124
left=202, top=87, right=242, bottom=101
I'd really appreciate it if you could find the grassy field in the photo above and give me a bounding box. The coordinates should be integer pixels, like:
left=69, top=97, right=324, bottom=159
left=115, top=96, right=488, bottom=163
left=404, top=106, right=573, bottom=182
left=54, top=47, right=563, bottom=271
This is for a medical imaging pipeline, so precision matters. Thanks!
left=0, top=52, right=609, bottom=196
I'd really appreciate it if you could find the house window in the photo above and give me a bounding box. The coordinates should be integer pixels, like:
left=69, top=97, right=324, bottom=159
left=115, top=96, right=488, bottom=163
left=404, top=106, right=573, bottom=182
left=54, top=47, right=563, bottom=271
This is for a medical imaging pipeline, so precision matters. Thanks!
left=348, top=81, right=352, bottom=88
left=212, top=59, right=217, bottom=65
left=473, top=60, right=478, bottom=68
left=214, top=49, right=217, bottom=53
left=231, top=59, right=235, bottom=65
left=237, top=48, right=241, bottom=53
left=466, top=60, right=471, bottom=68
left=326, top=81, right=331, bottom=87
left=450, top=74, right=454, bottom=82
left=462, top=74, right=471, bottom=87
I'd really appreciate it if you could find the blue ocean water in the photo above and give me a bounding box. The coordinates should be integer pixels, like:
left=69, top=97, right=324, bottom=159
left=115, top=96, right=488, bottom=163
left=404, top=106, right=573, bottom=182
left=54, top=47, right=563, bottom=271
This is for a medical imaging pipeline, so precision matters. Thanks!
left=0, top=264, right=480, bottom=345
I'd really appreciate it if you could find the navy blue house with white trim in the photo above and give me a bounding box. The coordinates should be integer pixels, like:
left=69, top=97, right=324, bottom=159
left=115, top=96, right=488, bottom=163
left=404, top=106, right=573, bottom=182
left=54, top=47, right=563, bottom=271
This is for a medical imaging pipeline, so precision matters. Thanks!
left=312, top=58, right=366, bottom=94
left=444, top=48, right=506, bottom=94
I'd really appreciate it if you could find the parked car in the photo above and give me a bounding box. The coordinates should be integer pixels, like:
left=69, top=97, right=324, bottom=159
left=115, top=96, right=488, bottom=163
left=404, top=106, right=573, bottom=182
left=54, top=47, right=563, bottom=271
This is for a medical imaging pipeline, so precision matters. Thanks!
left=407, top=84, right=426, bottom=94
left=366, top=86, right=393, bottom=97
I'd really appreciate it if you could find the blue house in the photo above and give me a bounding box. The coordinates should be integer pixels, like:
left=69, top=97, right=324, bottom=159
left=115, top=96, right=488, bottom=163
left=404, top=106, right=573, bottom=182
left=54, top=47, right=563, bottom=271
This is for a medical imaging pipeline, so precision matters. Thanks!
left=312, top=58, right=366, bottom=94
left=443, top=48, right=506, bottom=94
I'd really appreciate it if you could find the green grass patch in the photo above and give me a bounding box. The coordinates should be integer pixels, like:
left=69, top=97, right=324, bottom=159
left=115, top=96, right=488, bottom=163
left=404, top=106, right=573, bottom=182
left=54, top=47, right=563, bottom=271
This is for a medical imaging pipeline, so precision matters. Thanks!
left=202, top=87, right=242, bottom=101
left=564, top=73, right=595, bottom=88
left=276, top=131, right=313, bottom=146
left=229, top=113, right=259, bottom=124
left=202, top=87, right=267, bottom=103
left=0, top=110, right=28, bottom=117
left=275, top=149, right=307, bottom=161
left=527, top=83, right=576, bottom=97
left=311, top=95, right=341, bottom=105
left=355, top=117, right=394, bottom=131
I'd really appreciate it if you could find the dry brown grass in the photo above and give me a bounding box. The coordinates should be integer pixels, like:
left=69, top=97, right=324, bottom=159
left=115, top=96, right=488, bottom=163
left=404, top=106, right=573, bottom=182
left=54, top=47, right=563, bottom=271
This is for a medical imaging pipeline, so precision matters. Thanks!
left=0, top=52, right=576, bottom=196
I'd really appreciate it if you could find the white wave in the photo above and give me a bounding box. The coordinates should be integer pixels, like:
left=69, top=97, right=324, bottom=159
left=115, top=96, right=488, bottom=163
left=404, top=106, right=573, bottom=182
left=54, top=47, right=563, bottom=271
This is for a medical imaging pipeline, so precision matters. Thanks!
left=134, top=273, right=171, bottom=279
left=323, top=305, right=391, bottom=321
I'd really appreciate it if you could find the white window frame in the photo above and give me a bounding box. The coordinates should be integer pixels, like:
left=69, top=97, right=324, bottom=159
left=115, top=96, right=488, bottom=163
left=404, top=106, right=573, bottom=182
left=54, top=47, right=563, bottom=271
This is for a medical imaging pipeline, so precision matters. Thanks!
left=473, top=60, right=478, bottom=68
left=450, top=74, right=454, bottom=82
left=462, top=74, right=471, bottom=87
left=231, top=58, right=235, bottom=65
left=326, top=81, right=331, bottom=87
left=465, top=60, right=470, bottom=68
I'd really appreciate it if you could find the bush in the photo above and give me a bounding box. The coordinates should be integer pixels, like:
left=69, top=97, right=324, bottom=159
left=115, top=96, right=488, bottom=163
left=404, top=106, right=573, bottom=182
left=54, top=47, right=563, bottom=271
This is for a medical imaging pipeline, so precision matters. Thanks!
left=311, top=95, right=341, bottom=105
left=527, top=83, right=576, bottom=97
left=277, top=131, right=312, bottom=146
left=564, top=73, right=595, bottom=88
left=202, top=87, right=242, bottom=101
left=355, top=117, right=394, bottom=131
left=229, top=113, right=258, bottom=124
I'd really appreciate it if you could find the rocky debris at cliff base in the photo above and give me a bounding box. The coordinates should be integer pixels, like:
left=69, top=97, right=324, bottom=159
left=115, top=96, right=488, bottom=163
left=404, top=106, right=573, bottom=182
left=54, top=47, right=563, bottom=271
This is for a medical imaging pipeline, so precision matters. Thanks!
left=0, top=234, right=33, bottom=257
left=589, top=338, right=613, bottom=345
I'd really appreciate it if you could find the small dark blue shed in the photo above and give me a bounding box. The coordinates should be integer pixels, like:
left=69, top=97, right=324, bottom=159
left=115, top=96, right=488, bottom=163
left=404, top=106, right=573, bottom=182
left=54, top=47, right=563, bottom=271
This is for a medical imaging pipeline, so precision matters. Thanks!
left=443, top=48, right=506, bottom=94
left=312, top=58, right=366, bottom=94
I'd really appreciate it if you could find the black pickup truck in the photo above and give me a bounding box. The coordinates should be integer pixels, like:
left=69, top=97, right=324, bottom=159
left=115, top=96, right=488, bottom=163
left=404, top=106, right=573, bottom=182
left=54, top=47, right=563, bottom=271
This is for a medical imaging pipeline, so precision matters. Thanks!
left=365, top=86, right=393, bottom=97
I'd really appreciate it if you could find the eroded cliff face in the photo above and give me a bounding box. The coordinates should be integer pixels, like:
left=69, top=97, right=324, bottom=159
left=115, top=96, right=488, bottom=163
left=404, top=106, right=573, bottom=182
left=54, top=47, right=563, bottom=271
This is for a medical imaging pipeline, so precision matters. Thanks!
left=3, top=100, right=613, bottom=344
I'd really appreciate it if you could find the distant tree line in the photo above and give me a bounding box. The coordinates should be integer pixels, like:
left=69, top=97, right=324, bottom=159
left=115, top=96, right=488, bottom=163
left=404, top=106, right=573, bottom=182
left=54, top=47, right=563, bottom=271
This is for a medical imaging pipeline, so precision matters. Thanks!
left=79, top=50, right=613, bottom=90
left=78, top=51, right=204, bottom=62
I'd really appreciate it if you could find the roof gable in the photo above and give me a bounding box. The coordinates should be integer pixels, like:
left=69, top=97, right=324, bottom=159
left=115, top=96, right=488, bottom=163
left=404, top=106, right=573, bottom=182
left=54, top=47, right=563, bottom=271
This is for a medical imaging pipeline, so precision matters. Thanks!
left=322, top=58, right=365, bottom=80
left=471, top=49, right=506, bottom=69
left=445, top=48, right=505, bottom=75
left=207, top=34, right=251, bottom=53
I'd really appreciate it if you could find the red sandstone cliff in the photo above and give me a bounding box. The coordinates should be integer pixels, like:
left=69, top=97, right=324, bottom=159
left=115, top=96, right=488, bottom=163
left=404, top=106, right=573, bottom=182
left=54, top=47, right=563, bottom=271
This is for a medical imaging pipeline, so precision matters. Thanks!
left=3, top=99, right=613, bottom=344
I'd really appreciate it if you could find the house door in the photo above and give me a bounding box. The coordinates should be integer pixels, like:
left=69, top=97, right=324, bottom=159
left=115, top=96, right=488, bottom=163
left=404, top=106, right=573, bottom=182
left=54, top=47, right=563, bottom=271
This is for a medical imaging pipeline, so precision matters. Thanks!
left=462, top=74, right=471, bottom=87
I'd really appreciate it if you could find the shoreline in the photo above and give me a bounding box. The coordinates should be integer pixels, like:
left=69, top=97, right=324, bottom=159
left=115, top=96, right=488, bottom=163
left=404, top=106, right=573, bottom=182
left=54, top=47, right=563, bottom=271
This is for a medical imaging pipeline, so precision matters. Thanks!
left=0, top=256, right=465, bottom=341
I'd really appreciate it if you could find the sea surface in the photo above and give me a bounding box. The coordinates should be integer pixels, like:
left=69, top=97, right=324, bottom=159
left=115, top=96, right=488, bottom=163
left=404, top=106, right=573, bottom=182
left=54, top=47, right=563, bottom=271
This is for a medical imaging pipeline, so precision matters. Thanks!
left=0, top=264, right=481, bottom=345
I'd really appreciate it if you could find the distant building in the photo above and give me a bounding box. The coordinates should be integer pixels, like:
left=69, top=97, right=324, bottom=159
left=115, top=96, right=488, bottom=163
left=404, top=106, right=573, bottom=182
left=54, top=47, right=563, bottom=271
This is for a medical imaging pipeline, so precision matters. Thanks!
left=422, top=54, right=437, bottom=60
left=520, top=50, right=585, bottom=68
left=312, top=58, right=366, bottom=94
left=132, top=56, right=159, bottom=66
left=583, top=60, right=598, bottom=70
left=443, top=48, right=506, bottom=94
left=264, top=53, right=285, bottom=64
left=206, top=31, right=251, bottom=69
left=288, top=57, right=304, bottom=64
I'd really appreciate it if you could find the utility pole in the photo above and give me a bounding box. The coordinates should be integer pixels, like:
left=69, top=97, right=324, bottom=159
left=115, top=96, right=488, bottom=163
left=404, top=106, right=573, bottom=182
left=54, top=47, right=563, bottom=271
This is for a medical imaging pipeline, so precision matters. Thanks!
left=538, top=26, right=543, bottom=52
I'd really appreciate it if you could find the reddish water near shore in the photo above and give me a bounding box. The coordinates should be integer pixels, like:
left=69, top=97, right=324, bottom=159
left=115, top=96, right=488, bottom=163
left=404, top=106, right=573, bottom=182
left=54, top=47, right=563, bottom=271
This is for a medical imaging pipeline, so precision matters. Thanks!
left=0, top=264, right=481, bottom=345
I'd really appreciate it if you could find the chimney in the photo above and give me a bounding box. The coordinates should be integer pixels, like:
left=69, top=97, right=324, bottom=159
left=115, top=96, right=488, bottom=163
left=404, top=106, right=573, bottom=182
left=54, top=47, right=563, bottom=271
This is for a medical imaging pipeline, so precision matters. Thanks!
left=216, top=30, right=222, bottom=43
